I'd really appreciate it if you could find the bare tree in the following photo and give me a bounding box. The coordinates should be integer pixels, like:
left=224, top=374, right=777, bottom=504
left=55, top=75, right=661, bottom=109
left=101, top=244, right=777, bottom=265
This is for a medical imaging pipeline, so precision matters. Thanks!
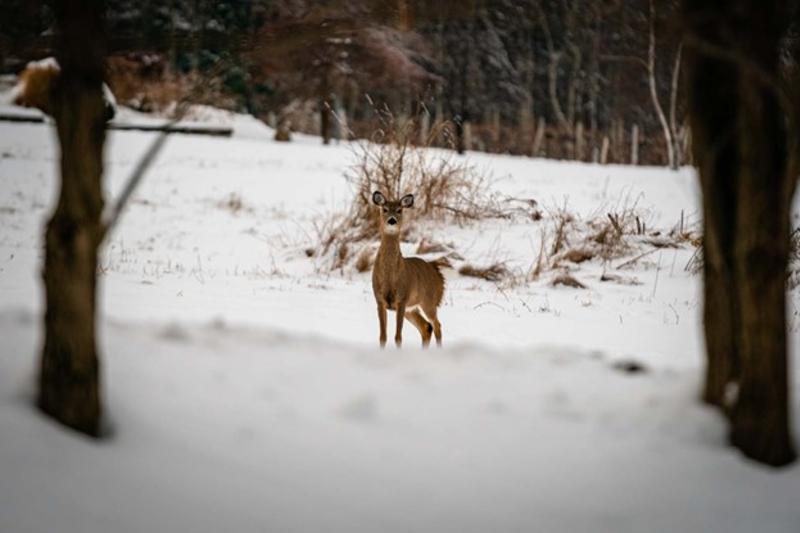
left=647, top=0, right=675, bottom=169
left=38, top=0, right=107, bottom=436
left=684, top=0, right=797, bottom=467
left=668, top=40, right=684, bottom=166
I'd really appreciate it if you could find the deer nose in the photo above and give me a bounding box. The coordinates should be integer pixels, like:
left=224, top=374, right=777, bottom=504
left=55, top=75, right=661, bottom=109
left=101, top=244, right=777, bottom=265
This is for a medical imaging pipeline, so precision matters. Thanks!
left=387, top=217, right=397, bottom=225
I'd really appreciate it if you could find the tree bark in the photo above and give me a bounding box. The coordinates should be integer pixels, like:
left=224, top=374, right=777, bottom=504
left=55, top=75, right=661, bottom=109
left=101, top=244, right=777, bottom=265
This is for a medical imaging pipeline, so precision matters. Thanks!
left=729, top=2, right=795, bottom=466
left=38, top=0, right=107, bottom=437
left=684, top=0, right=796, bottom=466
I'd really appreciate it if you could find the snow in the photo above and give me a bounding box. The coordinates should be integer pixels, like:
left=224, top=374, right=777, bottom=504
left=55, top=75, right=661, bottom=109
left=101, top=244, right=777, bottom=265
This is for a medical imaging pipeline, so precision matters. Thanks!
left=0, top=104, right=799, bottom=533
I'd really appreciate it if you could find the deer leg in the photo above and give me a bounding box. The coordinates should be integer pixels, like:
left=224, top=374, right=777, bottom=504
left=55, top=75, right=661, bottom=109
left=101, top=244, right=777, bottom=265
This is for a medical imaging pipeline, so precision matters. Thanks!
left=377, top=302, right=387, bottom=348
left=405, top=309, right=433, bottom=348
left=394, top=301, right=406, bottom=348
left=423, top=305, right=442, bottom=347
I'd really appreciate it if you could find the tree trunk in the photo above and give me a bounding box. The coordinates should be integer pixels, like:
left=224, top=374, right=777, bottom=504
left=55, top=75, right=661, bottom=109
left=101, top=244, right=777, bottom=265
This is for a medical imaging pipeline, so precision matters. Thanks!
left=39, top=0, right=107, bottom=437
left=729, top=5, right=795, bottom=465
left=684, top=0, right=796, bottom=466
left=686, top=32, right=740, bottom=409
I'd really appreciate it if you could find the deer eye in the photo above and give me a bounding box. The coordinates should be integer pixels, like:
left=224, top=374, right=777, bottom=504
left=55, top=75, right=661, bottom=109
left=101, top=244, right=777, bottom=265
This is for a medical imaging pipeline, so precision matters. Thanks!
left=382, top=207, right=389, bottom=213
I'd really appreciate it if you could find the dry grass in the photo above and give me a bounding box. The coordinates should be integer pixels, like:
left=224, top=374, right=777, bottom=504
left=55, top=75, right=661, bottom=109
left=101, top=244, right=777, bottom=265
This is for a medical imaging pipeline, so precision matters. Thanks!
left=551, top=273, right=587, bottom=289
left=217, top=193, right=247, bottom=215
left=354, top=247, right=375, bottom=273
left=600, top=272, right=643, bottom=286
left=416, top=238, right=449, bottom=255
left=525, top=197, right=702, bottom=285
left=562, top=248, right=595, bottom=264
left=458, top=262, right=510, bottom=282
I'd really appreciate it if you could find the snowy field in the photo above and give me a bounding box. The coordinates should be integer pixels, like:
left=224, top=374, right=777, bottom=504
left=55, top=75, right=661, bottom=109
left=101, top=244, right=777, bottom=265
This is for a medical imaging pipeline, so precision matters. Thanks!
left=1, top=106, right=799, bottom=533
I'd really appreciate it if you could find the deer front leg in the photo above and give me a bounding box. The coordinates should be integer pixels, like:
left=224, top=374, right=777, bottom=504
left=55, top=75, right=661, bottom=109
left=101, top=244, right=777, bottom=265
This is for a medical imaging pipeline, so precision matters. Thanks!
left=377, top=302, right=388, bottom=348
left=394, top=301, right=406, bottom=348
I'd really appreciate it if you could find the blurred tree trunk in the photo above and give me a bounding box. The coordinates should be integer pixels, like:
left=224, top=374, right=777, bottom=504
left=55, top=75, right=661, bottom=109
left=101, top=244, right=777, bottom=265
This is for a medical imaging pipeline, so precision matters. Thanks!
left=320, top=98, right=331, bottom=145
left=684, top=0, right=796, bottom=466
left=38, top=0, right=107, bottom=437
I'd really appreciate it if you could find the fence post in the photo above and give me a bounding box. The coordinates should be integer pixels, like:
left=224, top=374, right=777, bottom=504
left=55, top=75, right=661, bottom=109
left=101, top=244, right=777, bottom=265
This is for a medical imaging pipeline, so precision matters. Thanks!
left=631, top=124, right=639, bottom=165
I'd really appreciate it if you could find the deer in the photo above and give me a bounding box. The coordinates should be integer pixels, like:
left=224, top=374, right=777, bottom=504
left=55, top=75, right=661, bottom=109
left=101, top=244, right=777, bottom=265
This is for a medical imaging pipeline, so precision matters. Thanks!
left=371, top=191, right=445, bottom=348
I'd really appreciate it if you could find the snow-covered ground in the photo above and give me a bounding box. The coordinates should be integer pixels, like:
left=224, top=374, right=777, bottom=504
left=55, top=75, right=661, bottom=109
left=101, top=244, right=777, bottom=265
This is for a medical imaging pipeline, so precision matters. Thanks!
left=1, top=106, right=799, bottom=533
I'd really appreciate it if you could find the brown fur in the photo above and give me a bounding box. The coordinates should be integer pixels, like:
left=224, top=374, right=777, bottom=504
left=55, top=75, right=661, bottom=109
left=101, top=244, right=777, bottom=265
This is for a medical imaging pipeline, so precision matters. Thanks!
left=371, top=191, right=445, bottom=348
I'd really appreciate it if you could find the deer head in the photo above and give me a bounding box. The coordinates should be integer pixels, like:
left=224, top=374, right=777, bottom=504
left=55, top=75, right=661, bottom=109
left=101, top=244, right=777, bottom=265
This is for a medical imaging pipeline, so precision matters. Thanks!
left=372, top=191, right=414, bottom=236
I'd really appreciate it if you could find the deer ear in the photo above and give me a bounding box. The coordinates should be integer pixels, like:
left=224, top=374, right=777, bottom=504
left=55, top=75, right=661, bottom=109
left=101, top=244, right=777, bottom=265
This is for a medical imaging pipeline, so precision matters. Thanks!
left=400, top=194, right=414, bottom=208
left=372, top=191, right=386, bottom=206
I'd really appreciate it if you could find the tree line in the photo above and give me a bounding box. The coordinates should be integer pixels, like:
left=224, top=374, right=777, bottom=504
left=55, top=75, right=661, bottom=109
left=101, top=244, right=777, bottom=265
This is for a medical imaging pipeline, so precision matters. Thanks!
left=4, top=0, right=691, bottom=165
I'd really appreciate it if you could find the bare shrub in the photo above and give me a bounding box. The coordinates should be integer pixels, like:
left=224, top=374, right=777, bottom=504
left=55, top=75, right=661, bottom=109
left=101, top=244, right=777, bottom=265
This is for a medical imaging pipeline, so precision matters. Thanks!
left=317, top=108, right=507, bottom=272
left=347, top=110, right=506, bottom=229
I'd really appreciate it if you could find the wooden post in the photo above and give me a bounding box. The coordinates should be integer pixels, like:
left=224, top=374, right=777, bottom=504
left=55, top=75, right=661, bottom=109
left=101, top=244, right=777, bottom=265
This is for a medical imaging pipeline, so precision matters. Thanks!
left=631, top=124, right=639, bottom=165
left=600, top=136, right=610, bottom=164
left=575, top=121, right=584, bottom=161
left=335, top=101, right=348, bottom=142
left=533, top=117, right=546, bottom=157
left=419, top=110, right=430, bottom=146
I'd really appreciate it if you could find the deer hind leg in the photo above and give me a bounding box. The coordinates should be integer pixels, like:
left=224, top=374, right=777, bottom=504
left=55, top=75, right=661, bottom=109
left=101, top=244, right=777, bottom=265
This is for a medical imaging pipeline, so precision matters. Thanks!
left=405, top=308, right=433, bottom=348
left=377, top=302, right=388, bottom=348
left=422, top=305, right=442, bottom=347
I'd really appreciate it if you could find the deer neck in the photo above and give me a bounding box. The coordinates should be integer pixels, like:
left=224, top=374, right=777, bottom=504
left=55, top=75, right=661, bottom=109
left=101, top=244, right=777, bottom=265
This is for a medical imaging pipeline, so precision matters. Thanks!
left=377, top=231, right=403, bottom=267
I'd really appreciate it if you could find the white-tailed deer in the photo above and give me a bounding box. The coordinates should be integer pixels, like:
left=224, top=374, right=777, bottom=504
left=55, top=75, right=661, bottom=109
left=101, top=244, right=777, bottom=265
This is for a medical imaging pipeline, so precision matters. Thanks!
left=371, top=191, right=445, bottom=348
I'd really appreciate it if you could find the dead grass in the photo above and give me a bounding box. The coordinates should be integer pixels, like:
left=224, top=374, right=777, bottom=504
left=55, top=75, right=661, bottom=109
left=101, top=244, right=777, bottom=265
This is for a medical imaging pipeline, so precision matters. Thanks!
left=551, top=273, right=587, bottom=289
left=217, top=193, right=248, bottom=215
left=600, top=272, right=643, bottom=286
left=416, top=238, right=449, bottom=255
left=458, top=262, right=510, bottom=282
left=562, top=248, right=595, bottom=264
left=526, top=198, right=702, bottom=285
left=354, top=247, right=374, bottom=273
